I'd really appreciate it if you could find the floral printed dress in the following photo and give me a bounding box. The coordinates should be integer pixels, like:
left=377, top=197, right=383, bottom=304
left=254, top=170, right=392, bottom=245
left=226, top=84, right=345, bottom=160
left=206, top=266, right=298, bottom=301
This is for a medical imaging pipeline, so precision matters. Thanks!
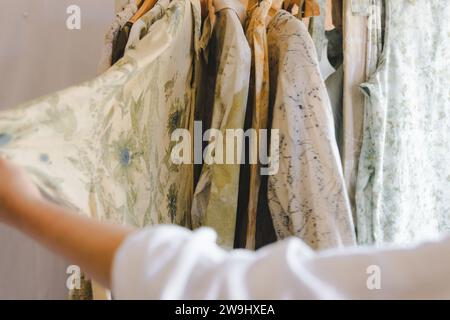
left=356, top=0, right=450, bottom=245
left=124, top=0, right=171, bottom=54
left=0, top=0, right=202, bottom=230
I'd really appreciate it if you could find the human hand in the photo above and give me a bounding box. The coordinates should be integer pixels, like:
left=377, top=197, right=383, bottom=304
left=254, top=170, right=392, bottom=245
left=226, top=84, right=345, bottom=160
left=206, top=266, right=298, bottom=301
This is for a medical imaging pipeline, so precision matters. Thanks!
left=0, top=157, right=41, bottom=225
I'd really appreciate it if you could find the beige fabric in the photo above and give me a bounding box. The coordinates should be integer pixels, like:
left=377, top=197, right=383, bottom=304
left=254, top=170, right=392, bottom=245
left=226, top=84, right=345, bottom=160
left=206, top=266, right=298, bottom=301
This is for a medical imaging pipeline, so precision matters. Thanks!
left=96, top=1, right=145, bottom=301
left=267, top=10, right=355, bottom=250
left=93, top=1, right=141, bottom=301
left=98, top=3, right=138, bottom=74
left=365, top=0, right=383, bottom=79
left=91, top=281, right=110, bottom=300
left=0, top=0, right=202, bottom=299
left=350, top=0, right=371, bottom=15
left=191, top=0, right=251, bottom=249
left=124, top=0, right=171, bottom=53
left=242, top=0, right=271, bottom=250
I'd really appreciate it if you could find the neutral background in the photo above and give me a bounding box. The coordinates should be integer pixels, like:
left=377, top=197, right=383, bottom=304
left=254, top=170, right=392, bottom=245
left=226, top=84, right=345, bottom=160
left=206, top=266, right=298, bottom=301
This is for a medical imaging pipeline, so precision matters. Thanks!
left=0, top=0, right=116, bottom=299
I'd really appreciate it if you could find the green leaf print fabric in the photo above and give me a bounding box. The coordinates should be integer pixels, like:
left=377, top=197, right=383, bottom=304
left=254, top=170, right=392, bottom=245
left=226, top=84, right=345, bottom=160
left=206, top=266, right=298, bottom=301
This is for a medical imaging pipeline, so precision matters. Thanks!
left=0, top=0, right=202, bottom=230
left=356, top=0, right=450, bottom=245
left=124, top=0, right=171, bottom=54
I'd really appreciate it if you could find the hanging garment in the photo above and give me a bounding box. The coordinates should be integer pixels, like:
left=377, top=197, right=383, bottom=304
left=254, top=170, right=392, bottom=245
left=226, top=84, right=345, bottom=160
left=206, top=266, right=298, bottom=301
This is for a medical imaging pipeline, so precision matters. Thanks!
left=354, top=0, right=383, bottom=224
left=266, top=10, right=355, bottom=250
left=191, top=0, right=251, bottom=249
left=325, top=10, right=345, bottom=152
left=350, top=0, right=370, bottom=15
left=308, top=0, right=345, bottom=152
left=356, top=0, right=450, bottom=245
left=341, top=0, right=368, bottom=215
left=98, top=2, right=138, bottom=74
left=309, top=0, right=327, bottom=53
left=325, top=28, right=344, bottom=155
left=235, top=0, right=272, bottom=250
left=365, top=0, right=383, bottom=81
left=309, top=0, right=335, bottom=80
left=326, top=28, right=343, bottom=69
left=325, top=64, right=344, bottom=154
left=112, top=21, right=134, bottom=64
left=125, top=0, right=171, bottom=53
left=283, top=0, right=320, bottom=19
left=0, top=0, right=201, bottom=229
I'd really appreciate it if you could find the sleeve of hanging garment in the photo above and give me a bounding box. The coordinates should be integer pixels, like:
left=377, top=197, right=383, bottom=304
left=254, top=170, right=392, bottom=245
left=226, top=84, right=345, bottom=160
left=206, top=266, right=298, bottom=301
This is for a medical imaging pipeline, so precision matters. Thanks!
left=111, top=225, right=450, bottom=300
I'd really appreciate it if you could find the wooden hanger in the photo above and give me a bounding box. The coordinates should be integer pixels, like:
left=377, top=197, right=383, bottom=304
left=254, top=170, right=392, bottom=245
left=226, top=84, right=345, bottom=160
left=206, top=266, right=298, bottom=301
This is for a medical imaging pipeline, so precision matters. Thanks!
left=284, top=0, right=320, bottom=18
left=129, top=0, right=158, bottom=24
left=246, top=0, right=258, bottom=11
left=284, top=0, right=303, bottom=14
left=208, top=0, right=215, bottom=24
left=268, top=0, right=283, bottom=18
left=304, top=0, right=320, bottom=17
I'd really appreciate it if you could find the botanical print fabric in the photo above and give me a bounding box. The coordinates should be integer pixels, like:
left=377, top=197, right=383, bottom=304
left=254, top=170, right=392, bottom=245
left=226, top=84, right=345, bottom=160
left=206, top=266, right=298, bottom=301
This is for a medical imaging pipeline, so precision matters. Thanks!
left=0, top=0, right=201, bottom=243
left=125, top=0, right=171, bottom=54
left=191, top=0, right=251, bottom=249
left=308, top=0, right=327, bottom=64
left=350, top=0, right=371, bottom=15
left=365, top=0, right=383, bottom=81
left=356, top=0, right=450, bottom=245
left=98, top=2, right=138, bottom=74
left=240, top=0, right=271, bottom=249
left=341, top=0, right=367, bottom=216
left=0, top=0, right=198, bottom=301
left=266, top=10, right=356, bottom=250
left=355, top=0, right=383, bottom=232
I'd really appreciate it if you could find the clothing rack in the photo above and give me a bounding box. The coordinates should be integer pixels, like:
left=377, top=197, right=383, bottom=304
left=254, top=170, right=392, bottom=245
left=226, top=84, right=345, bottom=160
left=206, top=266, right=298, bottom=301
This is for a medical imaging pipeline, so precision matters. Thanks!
left=115, top=0, right=329, bottom=18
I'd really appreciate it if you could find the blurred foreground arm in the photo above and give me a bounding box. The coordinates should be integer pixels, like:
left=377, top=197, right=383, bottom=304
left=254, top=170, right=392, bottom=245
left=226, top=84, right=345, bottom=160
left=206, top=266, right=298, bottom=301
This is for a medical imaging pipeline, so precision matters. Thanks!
left=0, top=157, right=134, bottom=288
left=2, top=157, right=450, bottom=299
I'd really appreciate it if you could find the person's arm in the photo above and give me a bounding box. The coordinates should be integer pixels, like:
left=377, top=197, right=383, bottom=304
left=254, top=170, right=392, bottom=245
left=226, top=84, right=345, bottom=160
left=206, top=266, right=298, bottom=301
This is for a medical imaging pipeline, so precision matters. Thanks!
left=0, top=158, right=134, bottom=288
left=3, top=157, right=450, bottom=299
left=112, top=225, right=450, bottom=300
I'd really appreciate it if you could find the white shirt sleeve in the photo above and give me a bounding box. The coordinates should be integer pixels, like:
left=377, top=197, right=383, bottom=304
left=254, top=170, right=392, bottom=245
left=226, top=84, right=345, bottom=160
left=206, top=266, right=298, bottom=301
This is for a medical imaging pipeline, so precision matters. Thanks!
left=112, top=225, right=450, bottom=299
